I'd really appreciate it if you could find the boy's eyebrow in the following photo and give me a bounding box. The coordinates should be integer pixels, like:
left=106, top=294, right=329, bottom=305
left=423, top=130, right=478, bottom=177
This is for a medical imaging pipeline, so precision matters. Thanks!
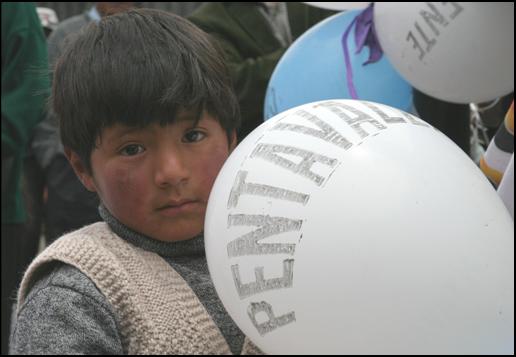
left=106, top=111, right=204, bottom=141
left=101, top=126, right=145, bottom=145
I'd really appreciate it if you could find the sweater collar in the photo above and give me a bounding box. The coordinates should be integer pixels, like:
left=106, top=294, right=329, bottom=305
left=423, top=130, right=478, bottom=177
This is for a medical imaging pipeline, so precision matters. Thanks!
left=98, top=204, right=205, bottom=258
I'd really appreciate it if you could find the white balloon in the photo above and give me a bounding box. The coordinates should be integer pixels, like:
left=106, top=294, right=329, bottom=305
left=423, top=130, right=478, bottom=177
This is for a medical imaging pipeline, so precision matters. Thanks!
left=303, top=2, right=370, bottom=10
left=374, top=2, right=514, bottom=103
left=205, top=99, right=514, bottom=354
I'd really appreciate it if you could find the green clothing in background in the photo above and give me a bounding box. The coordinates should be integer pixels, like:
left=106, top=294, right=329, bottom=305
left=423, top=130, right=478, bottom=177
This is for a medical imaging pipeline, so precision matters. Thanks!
left=188, top=2, right=335, bottom=140
left=2, top=2, right=49, bottom=223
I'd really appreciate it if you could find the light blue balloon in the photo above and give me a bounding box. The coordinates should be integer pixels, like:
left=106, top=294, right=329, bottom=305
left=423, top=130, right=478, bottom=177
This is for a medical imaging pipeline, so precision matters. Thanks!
left=264, top=10, right=413, bottom=120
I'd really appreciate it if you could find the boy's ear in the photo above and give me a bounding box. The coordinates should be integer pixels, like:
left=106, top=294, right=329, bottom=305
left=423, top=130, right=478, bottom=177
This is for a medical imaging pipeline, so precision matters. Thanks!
left=64, top=147, right=97, bottom=193
left=229, top=130, right=238, bottom=152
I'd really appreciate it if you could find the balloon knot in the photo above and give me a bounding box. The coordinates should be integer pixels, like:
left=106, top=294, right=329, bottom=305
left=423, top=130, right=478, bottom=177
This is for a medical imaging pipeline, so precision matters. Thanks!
left=354, top=3, right=383, bottom=65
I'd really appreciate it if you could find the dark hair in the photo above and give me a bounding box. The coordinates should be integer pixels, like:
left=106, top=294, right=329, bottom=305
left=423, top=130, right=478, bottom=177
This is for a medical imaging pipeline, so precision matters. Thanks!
left=53, top=8, right=240, bottom=172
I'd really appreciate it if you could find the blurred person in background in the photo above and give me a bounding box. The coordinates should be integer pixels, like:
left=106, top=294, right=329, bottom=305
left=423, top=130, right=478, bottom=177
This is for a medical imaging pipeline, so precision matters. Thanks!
left=31, top=2, right=137, bottom=245
left=188, top=2, right=335, bottom=141
left=2, top=2, right=50, bottom=354
left=36, top=7, right=59, bottom=37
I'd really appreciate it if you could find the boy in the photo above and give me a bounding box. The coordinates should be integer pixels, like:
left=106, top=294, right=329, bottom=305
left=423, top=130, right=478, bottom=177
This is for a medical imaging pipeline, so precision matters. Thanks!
left=10, top=9, right=261, bottom=355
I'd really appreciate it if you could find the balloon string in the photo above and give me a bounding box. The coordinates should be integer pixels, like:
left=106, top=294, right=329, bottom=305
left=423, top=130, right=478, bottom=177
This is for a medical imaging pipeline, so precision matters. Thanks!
left=342, top=16, right=359, bottom=99
left=342, top=3, right=383, bottom=100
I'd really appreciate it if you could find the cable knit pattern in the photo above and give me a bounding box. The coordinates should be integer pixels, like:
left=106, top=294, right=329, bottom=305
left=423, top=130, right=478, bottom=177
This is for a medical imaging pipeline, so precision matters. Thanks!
left=17, top=222, right=262, bottom=355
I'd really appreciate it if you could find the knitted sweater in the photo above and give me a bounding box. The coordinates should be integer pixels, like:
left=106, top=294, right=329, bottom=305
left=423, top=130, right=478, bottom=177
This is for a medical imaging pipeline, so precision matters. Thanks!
left=13, top=218, right=262, bottom=354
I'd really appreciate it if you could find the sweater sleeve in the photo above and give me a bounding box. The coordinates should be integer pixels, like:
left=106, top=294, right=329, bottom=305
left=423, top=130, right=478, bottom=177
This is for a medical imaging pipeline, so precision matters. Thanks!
left=10, top=264, right=124, bottom=355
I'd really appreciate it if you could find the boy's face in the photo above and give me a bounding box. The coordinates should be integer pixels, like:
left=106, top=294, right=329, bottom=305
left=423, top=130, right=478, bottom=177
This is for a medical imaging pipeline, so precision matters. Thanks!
left=68, top=111, right=236, bottom=242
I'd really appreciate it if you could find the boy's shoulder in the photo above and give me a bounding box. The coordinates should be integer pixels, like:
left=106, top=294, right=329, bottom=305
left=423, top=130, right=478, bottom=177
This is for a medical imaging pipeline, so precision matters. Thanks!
left=17, top=222, right=116, bottom=310
left=12, top=262, right=123, bottom=355
left=21, top=261, right=111, bottom=314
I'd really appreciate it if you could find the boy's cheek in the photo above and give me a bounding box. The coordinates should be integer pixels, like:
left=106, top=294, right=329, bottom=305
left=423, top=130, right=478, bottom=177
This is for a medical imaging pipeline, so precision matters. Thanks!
left=102, top=167, right=146, bottom=210
left=201, top=148, right=230, bottom=188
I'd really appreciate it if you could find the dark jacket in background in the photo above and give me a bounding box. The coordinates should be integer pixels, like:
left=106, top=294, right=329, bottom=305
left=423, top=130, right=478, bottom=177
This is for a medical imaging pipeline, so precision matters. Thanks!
left=188, top=2, right=335, bottom=140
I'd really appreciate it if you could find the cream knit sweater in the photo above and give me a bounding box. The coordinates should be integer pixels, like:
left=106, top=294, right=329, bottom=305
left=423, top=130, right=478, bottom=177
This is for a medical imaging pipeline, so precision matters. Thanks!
left=17, top=222, right=262, bottom=355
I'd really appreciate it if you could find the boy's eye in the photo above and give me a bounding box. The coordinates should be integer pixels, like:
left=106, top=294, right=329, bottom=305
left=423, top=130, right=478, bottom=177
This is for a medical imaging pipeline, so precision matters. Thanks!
left=120, top=144, right=145, bottom=156
left=183, top=130, right=206, bottom=143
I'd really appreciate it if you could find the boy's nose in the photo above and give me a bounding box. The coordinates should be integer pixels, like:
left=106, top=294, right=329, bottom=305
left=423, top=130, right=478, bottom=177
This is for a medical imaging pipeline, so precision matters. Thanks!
left=154, top=152, right=189, bottom=188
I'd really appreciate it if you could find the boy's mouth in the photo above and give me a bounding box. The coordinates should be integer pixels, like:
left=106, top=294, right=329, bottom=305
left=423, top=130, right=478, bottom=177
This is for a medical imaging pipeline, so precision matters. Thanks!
left=156, top=199, right=199, bottom=217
